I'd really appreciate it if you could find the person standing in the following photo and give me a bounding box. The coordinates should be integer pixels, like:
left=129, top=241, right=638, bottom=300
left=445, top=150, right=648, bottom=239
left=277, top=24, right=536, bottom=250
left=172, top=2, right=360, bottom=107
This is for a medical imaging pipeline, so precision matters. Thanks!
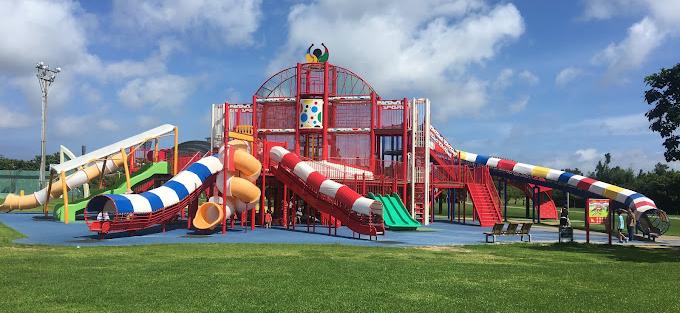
left=264, top=210, right=272, bottom=229
left=617, top=210, right=628, bottom=243
left=627, top=209, right=636, bottom=242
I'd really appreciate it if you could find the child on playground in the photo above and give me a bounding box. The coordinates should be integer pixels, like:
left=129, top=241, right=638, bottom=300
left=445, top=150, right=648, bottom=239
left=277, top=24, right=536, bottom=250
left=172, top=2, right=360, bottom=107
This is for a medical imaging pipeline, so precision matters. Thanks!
left=627, top=209, right=636, bottom=242
left=265, top=210, right=272, bottom=228
left=617, top=210, right=628, bottom=243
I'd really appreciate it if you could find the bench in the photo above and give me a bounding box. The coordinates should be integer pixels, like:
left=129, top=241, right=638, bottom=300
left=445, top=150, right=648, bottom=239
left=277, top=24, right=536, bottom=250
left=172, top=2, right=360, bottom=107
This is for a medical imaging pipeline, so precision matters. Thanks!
left=647, top=232, right=659, bottom=242
left=484, top=223, right=531, bottom=243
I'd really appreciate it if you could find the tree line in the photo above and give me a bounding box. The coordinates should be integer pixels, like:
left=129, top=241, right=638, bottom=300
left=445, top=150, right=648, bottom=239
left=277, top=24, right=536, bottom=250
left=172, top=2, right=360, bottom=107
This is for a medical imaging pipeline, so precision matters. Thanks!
left=0, top=153, right=60, bottom=171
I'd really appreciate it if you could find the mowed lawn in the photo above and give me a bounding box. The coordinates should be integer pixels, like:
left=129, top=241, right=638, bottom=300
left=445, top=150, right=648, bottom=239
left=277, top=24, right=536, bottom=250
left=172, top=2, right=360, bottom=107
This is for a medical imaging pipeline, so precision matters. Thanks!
left=1, top=223, right=680, bottom=313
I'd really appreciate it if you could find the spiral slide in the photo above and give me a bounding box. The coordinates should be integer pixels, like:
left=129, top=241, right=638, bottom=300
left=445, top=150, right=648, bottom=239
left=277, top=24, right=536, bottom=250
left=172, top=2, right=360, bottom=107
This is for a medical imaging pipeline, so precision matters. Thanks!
left=85, top=140, right=262, bottom=233
left=0, top=124, right=176, bottom=212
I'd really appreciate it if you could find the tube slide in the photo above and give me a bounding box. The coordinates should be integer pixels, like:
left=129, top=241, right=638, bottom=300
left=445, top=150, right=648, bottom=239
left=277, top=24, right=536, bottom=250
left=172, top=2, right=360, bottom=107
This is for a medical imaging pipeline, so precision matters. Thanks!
left=0, top=154, right=124, bottom=211
left=269, top=146, right=382, bottom=217
left=457, top=150, right=658, bottom=215
left=85, top=139, right=262, bottom=232
left=1, top=124, right=177, bottom=212
left=86, top=155, right=223, bottom=216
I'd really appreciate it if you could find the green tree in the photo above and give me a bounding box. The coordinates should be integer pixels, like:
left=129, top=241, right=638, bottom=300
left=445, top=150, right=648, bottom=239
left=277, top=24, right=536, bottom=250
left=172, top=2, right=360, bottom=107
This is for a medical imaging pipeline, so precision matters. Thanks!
left=644, top=63, right=680, bottom=161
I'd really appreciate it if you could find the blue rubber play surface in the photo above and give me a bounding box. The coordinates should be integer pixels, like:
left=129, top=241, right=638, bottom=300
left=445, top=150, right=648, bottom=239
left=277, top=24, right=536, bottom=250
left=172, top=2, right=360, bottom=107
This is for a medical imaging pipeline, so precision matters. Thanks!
left=0, top=213, right=662, bottom=247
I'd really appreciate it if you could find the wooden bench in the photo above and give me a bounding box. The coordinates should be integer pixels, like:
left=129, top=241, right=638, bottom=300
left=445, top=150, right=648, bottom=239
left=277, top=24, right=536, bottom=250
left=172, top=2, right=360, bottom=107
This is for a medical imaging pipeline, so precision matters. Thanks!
left=484, top=223, right=531, bottom=243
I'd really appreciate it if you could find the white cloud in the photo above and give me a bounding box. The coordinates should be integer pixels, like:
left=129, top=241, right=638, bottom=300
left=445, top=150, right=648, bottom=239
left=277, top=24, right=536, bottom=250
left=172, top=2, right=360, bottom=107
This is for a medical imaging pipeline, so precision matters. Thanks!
left=509, top=95, right=529, bottom=113
left=55, top=115, right=118, bottom=136
left=0, top=1, right=90, bottom=75
left=112, top=0, right=263, bottom=45
left=586, top=1, right=680, bottom=80
left=136, top=116, right=159, bottom=128
left=518, top=70, right=539, bottom=85
left=593, top=18, right=664, bottom=79
left=270, top=0, right=524, bottom=119
left=118, top=74, right=195, bottom=109
left=582, top=0, right=642, bottom=20
left=494, top=68, right=514, bottom=89
left=555, top=67, right=583, bottom=86
left=577, top=112, right=651, bottom=136
left=0, top=105, right=33, bottom=128
left=575, top=148, right=600, bottom=163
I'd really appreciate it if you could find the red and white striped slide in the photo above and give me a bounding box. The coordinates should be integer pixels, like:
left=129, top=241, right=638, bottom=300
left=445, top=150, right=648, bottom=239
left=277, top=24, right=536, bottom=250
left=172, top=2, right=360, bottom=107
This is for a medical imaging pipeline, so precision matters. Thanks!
left=269, top=146, right=383, bottom=217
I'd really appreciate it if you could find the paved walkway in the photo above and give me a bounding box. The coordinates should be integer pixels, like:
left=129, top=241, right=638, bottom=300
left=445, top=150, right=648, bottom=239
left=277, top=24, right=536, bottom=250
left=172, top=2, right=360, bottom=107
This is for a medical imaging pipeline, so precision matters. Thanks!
left=1, top=213, right=678, bottom=247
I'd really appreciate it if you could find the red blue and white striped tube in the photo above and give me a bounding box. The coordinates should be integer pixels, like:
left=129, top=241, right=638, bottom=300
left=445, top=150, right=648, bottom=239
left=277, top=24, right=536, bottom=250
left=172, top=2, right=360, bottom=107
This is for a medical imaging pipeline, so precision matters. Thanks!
left=270, top=146, right=382, bottom=217
left=457, top=150, right=657, bottom=214
left=87, top=155, right=223, bottom=214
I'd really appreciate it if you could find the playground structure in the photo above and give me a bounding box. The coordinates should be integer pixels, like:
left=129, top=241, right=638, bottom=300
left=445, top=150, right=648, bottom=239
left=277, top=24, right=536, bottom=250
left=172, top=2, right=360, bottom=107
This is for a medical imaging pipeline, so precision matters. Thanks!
left=206, top=58, right=669, bottom=236
left=1, top=50, right=669, bottom=240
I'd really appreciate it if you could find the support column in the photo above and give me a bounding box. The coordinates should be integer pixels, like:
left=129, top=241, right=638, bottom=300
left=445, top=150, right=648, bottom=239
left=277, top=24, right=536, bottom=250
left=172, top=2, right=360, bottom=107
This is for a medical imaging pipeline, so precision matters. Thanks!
left=252, top=96, right=258, bottom=157
left=322, top=62, right=329, bottom=160
left=120, top=148, right=131, bottom=192
left=260, top=174, right=266, bottom=226
left=503, top=179, right=508, bottom=222
left=173, top=127, right=179, bottom=175
left=402, top=97, right=408, bottom=205
left=60, top=171, right=69, bottom=224
left=294, top=63, right=302, bottom=155
left=282, top=185, right=288, bottom=228
left=369, top=92, right=376, bottom=172
left=222, top=101, right=230, bottom=235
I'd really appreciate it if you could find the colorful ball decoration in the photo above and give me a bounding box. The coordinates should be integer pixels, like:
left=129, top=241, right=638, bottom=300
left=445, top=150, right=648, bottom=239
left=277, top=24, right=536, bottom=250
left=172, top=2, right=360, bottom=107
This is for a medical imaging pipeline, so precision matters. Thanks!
left=300, top=99, right=323, bottom=129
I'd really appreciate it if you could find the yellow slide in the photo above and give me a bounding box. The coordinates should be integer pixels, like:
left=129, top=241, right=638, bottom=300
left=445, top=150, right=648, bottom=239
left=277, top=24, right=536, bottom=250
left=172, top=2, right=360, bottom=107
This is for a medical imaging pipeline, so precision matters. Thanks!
left=0, top=154, right=125, bottom=211
left=192, top=140, right=262, bottom=230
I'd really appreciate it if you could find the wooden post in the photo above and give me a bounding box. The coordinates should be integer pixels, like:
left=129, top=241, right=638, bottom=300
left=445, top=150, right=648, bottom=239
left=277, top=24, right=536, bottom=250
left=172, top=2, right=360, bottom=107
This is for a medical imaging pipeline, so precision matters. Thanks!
left=60, top=171, right=69, bottom=224
left=98, top=158, right=108, bottom=189
left=120, top=148, right=131, bottom=192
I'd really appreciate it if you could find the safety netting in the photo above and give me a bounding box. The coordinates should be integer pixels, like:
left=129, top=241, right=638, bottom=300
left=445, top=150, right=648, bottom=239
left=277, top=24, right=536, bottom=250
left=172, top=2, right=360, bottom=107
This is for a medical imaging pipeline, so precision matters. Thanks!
left=328, top=133, right=370, bottom=168
left=330, top=101, right=371, bottom=128
left=257, top=101, right=296, bottom=129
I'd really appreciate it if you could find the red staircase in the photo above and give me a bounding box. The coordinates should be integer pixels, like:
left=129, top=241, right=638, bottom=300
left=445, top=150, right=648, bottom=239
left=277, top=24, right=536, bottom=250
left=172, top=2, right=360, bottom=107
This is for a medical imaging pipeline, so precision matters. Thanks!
left=272, top=165, right=384, bottom=236
left=465, top=167, right=502, bottom=227
left=508, top=181, right=558, bottom=220
left=413, top=183, right=426, bottom=223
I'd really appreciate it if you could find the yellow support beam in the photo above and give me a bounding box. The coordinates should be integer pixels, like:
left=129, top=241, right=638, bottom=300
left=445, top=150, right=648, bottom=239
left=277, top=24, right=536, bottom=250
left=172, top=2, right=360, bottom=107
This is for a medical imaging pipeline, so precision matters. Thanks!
left=120, top=148, right=132, bottom=192
left=173, top=127, right=179, bottom=175
left=60, top=171, right=69, bottom=224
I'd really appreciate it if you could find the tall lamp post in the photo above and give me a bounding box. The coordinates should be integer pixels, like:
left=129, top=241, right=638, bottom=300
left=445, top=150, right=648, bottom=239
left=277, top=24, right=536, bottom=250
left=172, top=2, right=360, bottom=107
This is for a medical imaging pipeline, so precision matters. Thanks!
left=35, top=61, right=60, bottom=188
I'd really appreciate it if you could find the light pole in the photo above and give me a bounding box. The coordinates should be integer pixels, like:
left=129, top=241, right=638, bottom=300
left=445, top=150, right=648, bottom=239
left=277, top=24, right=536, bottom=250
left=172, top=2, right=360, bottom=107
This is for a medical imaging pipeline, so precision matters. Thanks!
left=35, top=61, right=60, bottom=188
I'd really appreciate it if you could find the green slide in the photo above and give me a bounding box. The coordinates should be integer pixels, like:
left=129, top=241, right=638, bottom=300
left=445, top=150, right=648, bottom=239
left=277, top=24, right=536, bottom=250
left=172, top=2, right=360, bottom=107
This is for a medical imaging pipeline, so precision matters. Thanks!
left=368, top=192, right=420, bottom=230
left=53, top=161, right=169, bottom=222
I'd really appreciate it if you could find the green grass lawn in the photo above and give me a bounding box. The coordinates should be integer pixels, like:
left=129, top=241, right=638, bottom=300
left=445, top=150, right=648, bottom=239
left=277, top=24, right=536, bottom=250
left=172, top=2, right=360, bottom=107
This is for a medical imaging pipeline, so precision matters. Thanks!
left=1, top=222, right=679, bottom=313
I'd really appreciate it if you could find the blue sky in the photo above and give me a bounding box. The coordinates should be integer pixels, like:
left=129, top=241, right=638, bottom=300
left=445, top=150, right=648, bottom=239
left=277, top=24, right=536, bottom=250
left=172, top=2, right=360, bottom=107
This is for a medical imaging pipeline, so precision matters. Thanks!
left=1, top=0, right=679, bottom=172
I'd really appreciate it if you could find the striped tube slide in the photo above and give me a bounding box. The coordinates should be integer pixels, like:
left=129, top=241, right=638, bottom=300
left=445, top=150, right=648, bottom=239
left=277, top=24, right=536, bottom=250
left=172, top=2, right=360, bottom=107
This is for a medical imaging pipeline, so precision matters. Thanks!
left=457, top=150, right=657, bottom=214
left=87, top=155, right=223, bottom=214
left=269, top=146, right=382, bottom=217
